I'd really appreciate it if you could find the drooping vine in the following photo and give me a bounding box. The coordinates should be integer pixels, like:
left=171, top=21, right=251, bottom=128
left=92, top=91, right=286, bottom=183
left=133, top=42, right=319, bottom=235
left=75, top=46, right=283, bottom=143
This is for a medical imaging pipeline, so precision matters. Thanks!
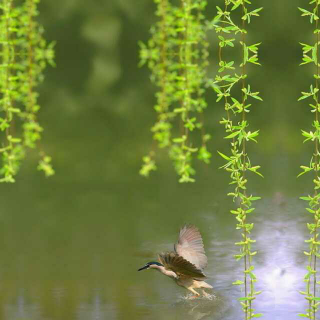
left=139, top=0, right=211, bottom=183
left=298, top=1, right=320, bottom=319
left=212, top=1, right=263, bottom=319
left=0, top=0, right=55, bottom=183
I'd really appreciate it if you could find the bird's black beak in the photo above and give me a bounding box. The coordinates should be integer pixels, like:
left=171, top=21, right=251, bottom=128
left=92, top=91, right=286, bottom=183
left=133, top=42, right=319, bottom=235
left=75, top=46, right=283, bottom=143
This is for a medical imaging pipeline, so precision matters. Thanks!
left=138, top=265, right=149, bottom=271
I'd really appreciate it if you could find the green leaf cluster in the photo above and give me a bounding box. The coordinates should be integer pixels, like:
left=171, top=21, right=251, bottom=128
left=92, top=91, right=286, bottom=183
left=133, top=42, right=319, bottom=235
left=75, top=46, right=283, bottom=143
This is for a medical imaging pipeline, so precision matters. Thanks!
left=0, top=0, right=55, bottom=182
left=139, top=0, right=211, bottom=183
left=213, top=1, right=263, bottom=319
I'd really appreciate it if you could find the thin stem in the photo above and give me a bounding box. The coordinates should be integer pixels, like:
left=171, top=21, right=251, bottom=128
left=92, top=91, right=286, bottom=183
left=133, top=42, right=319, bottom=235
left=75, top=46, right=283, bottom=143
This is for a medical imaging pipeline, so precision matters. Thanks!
left=183, top=0, right=190, bottom=140
left=160, top=0, right=168, bottom=113
left=313, top=3, right=319, bottom=319
left=219, top=3, right=249, bottom=320
left=153, top=0, right=169, bottom=153
left=196, top=5, right=207, bottom=147
left=3, top=0, right=13, bottom=179
left=241, top=3, right=249, bottom=319
left=27, top=0, right=34, bottom=114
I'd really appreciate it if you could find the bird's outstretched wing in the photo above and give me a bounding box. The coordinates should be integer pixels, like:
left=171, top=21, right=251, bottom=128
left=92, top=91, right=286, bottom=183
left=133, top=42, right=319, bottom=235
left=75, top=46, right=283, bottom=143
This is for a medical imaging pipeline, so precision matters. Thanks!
left=174, top=225, right=208, bottom=270
left=158, top=252, right=206, bottom=279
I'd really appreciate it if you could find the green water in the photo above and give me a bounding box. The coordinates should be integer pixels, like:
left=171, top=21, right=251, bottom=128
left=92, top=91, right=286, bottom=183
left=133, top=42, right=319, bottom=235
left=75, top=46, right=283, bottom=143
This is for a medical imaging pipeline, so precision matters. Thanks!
left=0, top=0, right=317, bottom=319
left=0, top=174, right=308, bottom=320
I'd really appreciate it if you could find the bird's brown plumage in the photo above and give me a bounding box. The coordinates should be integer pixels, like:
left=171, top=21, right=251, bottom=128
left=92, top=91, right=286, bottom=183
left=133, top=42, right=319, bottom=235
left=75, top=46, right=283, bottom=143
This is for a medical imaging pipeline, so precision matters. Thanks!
left=158, top=252, right=206, bottom=279
left=174, top=225, right=208, bottom=270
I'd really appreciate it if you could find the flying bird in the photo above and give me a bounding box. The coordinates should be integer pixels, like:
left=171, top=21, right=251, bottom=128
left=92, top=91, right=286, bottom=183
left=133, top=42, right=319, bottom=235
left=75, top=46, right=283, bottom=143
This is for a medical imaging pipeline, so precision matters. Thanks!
left=138, top=225, right=212, bottom=298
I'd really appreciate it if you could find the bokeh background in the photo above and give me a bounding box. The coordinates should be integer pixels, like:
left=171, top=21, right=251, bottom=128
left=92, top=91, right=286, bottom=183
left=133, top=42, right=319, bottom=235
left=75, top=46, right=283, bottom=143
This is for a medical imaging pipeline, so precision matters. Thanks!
left=0, top=1, right=317, bottom=319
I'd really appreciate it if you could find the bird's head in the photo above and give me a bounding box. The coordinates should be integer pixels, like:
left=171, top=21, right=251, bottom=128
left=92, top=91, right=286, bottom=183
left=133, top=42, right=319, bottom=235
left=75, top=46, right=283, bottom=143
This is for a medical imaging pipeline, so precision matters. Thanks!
left=138, top=261, right=163, bottom=271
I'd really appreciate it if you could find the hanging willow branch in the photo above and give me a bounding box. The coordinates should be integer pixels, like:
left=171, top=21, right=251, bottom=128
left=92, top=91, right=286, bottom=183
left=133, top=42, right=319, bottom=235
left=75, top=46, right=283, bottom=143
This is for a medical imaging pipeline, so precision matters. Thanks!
left=0, top=0, right=55, bottom=182
left=212, top=1, right=263, bottom=319
left=139, top=0, right=211, bottom=183
left=298, top=1, right=320, bottom=319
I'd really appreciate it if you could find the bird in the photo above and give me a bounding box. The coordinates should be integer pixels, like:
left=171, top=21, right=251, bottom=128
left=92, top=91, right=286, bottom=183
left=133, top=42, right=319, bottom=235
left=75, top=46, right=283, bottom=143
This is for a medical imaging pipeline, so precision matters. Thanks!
left=138, top=225, right=212, bottom=298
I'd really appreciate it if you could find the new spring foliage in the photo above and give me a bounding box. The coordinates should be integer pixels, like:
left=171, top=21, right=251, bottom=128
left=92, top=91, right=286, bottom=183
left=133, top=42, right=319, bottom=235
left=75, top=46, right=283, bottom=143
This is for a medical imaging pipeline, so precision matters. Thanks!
left=298, top=1, right=320, bottom=319
left=139, top=0, right=211, bottom=183
left=212, top=1, right=263, bottom=319
left=0, top=0, right=54, bottom=183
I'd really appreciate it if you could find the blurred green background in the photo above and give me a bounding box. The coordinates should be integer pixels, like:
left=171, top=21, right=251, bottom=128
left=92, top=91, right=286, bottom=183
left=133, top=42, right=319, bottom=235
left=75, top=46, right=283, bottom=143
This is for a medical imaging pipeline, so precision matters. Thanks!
left=0, top=1, right=316, bottom=319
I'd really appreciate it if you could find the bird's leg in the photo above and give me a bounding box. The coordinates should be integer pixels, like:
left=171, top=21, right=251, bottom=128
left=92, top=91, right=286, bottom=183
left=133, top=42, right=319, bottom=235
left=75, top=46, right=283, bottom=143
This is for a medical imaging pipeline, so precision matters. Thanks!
left=202, top=289, right=216, bottom=300
left=187, top=287, right=200, bottom=299
left=202, top=289, right=210, bottom=298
